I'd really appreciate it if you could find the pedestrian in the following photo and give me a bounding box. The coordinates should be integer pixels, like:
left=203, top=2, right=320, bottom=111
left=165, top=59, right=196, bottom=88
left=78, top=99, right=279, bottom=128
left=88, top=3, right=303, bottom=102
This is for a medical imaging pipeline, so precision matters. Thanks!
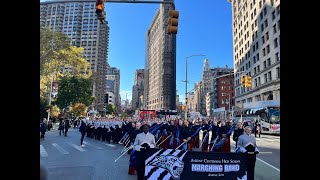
left=79, top=120, right=87, bottom=147
left=64, top=119, right=70, bottom=137
left=40, top=121, right=47, bottom=140
left=237, top=126, right=259, bottom=180
left=58, top=120, right=64, bottom=136
left=254, top=121, right=261, bottom=138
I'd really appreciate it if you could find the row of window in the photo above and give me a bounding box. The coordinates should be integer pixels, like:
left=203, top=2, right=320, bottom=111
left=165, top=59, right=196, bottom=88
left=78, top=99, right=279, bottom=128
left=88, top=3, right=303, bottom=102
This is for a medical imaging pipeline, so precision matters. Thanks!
left=235, top=32, right=279, bottom=70
left=81, top=41, right=97, bottom=46
left=236, top=67, right=280, bottom=96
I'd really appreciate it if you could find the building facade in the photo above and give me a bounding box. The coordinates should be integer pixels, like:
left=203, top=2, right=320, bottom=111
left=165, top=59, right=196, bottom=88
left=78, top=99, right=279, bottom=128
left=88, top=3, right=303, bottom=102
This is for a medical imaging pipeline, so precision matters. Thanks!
left=106, top=67, right=121, bottom=108
left=216, top=73, right=235, bottom=110
left=197, top=59, right=234, bottom=116
left=187, top=92, right=195, bottom=112
left=40, top=0, right=109, bottom=112
left=132, top=69, right=144, bottom=110
left=144, top=1, right=176, bottom=110
left=204, top=68, right=235, bottom=116
left=228, top=0, right=280, bottom=107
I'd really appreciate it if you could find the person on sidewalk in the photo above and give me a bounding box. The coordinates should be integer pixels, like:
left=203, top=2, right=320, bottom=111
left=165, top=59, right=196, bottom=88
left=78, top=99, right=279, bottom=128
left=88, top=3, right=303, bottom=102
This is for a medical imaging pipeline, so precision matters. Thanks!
left=79, top=120, right=87, bottom=147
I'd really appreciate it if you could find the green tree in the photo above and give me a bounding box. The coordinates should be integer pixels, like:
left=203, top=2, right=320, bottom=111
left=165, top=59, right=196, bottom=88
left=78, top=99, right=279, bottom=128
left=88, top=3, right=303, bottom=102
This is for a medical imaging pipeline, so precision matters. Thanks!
left=40, top=27, right=70, bottom=74
left=55, top=76, right=94, bottom=109
left=69, top=103, right=88, bottom=117
left=40, top=98, right=48, bottom=119
left=106, top=104, right=116, bottom=114
left=40, top=28, right=91, bottom=99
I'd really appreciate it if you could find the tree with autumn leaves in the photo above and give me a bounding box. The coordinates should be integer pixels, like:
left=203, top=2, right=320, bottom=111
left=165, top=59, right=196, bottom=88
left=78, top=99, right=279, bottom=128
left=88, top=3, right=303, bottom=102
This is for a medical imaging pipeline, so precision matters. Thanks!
left=40, top=27, right=93, bottom=119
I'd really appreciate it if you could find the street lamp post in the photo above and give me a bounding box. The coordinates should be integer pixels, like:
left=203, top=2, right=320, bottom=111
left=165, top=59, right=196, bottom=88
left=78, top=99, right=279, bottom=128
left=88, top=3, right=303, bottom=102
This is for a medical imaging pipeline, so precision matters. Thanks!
left=47, top=74, right=54, bottom=122
left=185, top=54, right=206, bottom=120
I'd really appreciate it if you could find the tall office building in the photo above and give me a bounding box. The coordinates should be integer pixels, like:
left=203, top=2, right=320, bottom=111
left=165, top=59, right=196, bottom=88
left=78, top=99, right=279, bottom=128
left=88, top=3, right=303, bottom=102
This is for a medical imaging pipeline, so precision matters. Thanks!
left=132, top=69, right=144, bottom=110
left=144, top=1, right=176, bottom=110
left=228, top=0, right=280, bottom=107
left=40, top=0, right=109, bottom=112
left=106, top=67, right=121, bottom=108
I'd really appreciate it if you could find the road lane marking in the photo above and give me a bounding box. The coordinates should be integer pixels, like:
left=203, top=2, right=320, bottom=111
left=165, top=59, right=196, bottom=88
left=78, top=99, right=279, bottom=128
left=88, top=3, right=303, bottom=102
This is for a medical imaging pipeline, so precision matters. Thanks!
left=257, top=157, right=280, bottom=172
left=258, top=152, right=272, bottom=154
left=40, top=145, right=48, bottom=157
left=68, top=143, right=87, bottom=152
left=264, top=139, right=274, bottom=142
left=105, top=143, right=116, bottom=148
left=52, top=143, right=69, bottom=155
left=83, top=141, right=103, bottom=149
left=231, top=144, right=279, bottom=171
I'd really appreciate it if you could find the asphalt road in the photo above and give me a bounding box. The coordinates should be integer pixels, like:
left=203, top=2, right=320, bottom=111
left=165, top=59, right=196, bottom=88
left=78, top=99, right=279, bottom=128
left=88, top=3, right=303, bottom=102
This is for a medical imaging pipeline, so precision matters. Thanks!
left=40, top=128, right=136, bottom=180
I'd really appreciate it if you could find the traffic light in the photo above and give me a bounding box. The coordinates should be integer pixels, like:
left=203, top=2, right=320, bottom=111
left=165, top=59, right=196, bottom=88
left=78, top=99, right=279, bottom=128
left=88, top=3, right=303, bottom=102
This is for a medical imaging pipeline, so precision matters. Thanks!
left=96, top=0, right=105, bottom=21
left=185, top=98, right=188, bottom=104
left=167, top=9, right=179, bottom=34
left=245, top=75, right=252, bottom=88
left=240, top=75, right=245, bottom=86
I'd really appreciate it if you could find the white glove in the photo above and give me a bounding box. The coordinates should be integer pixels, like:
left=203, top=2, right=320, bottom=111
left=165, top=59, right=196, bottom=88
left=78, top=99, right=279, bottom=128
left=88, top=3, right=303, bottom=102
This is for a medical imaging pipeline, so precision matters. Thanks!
left=134, top=145, right=142, bottom=151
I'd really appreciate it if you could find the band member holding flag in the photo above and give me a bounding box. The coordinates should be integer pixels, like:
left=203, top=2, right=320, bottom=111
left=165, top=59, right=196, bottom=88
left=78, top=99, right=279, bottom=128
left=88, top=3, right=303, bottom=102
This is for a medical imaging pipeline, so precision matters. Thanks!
left=179, top=120, right=193, bottom=151
left=233, top=122, right=244, bottom=148
left=128, top=122, right=141, bottom=154
left=209, top=121, right=219, bottom=151
left=175, top=120, right=184, bottom=148
left=191, top=118, right=201, bottom=148
left=200, top=119, right=210, bottom=152
left=165, top=120, right=177, bottom=149
left=217, top=120, right=231, bottom=152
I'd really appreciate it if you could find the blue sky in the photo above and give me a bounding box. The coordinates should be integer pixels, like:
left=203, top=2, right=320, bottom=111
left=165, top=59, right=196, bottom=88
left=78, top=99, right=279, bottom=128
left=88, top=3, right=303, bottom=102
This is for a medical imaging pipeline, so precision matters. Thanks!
left=41, top=0, right=234, bottom=103
left=106, top=0, right=234, bottom=102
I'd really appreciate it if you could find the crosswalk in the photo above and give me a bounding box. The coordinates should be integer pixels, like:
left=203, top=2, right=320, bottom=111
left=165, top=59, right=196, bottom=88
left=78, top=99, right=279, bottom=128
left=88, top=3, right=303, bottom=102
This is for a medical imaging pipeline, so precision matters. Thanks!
left=40, top=140, right=117, bottom=158
left=256, top=138, right=280, bottom=143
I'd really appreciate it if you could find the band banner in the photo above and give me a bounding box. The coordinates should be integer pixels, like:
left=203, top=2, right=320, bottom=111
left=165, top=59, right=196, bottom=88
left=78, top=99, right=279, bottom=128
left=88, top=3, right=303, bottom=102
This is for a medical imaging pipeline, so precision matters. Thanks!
left=143, top=148, right=248, bottom=180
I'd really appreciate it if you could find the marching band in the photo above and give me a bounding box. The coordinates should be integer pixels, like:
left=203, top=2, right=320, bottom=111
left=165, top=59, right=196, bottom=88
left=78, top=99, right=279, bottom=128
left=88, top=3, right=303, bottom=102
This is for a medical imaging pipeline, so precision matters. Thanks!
left=70, top=116, right=235, bottom=176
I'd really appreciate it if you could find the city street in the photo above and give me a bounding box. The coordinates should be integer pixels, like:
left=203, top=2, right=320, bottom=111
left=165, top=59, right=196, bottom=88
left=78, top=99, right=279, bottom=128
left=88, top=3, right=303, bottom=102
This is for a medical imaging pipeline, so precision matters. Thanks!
left=41, top=128, right=280, bottom=180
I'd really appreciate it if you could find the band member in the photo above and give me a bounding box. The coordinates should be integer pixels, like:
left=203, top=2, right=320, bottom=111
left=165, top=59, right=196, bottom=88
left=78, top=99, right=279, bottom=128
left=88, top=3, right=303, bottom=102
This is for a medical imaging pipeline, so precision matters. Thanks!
left=201, top=119, right=210, bottom=152
left=113, top=124, right=122, bottom=143
left=179, top=121, right=193, bottom=151
left=165, top=120, right=177, bottom=149
left=217, top=120, right=231, bottom=152
left=236, top=126, right=259, bottom=180
left=133, top=124, right=156, bottom=180
left=158, top=121, right=169, bottom=149
left=233, top=122, right=244, bottom=148
left=175, top=120, right=184, bottom=148
left=209, top=121, right=219, bottom=151
left=191, top=119, right=201, bottom=148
